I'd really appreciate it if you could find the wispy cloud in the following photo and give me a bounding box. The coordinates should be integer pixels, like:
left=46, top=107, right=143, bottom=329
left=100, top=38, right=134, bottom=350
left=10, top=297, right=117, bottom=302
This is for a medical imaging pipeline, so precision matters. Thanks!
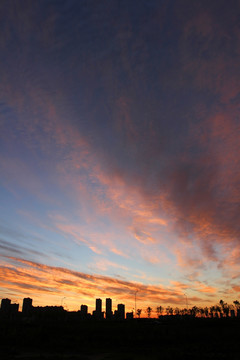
left=0, top=256, right=215, bottom=310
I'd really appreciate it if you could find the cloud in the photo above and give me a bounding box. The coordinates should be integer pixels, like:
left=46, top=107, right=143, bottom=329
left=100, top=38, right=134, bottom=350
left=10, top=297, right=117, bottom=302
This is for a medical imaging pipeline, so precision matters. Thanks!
left=0, top=240, right=24, bottom=256
left=132, top=228, right=156, bottom=245
left=110, top=248, right=128, bottom=258
left=0, top=255, right=214, bottom=310
left=171, top=281, right=189, bottom=290
left=0, top=236, right=48, bottom=260
left=84, top=2, right=240, bottom=270
left=196, top=284, right=216, bottom=294
left=89, top=258, right=128, bottom=272
left=232, top=286, right=240, bottom=292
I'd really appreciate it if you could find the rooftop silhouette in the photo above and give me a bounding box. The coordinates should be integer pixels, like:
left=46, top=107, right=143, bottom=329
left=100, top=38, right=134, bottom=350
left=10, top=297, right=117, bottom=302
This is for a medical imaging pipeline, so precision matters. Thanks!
left=1, top=296, right=240, bottom=321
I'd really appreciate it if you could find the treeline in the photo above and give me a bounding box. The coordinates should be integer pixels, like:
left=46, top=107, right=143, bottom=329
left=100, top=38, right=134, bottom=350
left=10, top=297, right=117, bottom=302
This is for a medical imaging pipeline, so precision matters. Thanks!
left=137, top=300, right=240, bottom=318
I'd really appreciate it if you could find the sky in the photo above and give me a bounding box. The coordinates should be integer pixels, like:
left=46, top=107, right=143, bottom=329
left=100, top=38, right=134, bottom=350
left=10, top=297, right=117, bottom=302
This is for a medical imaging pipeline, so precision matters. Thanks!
left=1, top=0, right=240, bottom=314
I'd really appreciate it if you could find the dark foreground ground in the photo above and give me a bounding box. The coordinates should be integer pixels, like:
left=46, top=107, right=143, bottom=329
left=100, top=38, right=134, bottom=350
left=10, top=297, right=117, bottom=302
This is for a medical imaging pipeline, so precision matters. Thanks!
left=1, top=316, right=240, bottom=360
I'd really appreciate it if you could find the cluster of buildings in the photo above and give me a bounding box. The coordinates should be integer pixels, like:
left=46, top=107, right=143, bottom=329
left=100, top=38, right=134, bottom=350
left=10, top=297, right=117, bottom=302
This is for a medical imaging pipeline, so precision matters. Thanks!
left=1, top=298, right=19, bottom=316
left=86, top=297, right=129, bottom=320
left=0, top=297, right=133, bottom=320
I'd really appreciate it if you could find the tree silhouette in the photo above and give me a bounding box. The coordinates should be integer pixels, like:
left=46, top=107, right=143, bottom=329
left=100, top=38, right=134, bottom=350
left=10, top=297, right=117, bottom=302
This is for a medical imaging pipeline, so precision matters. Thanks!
left=204, top=307, right=209, bottom=318
left=136, top=308, right=142, bottom=318
left=166, top=306, right=173, bottom=315
left=174, top=307, right=180, bottom=315
left=179, top=308, right=184, bottom=316
left=190, top=306, right=199, bottom=317
left=215, top=305, right=222, bottom=318
left=210, top=305, right=216, bottom=317
left=156, top=306, right=164, bottom=317
left=219, top=300, right=229, bottom=317
left=146, top=306, right=152, bottom=318
left=233, top=300, right=240, bottom=311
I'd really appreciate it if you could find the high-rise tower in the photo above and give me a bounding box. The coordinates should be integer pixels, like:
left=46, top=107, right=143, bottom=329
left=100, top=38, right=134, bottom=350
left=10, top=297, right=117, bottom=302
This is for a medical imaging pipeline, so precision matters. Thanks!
left=22, top=297, right=33, bottom=316
left=106, top=298, right=112, bottom=319
left=96, top=298, right=102, bottom=313
left=117, top=303, right=125, bottom=320
left=1, top=298, right=11, bottom=314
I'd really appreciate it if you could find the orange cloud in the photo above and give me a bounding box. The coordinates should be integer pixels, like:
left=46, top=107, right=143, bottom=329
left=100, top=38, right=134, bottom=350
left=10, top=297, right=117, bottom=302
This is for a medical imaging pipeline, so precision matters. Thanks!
left=195, top=282, right=216, bottom=294
left=0, top=256, right=215, bottom=312
left=171, top=281, right=189, bottom=290
left=232, top=286, right=240, bottom=292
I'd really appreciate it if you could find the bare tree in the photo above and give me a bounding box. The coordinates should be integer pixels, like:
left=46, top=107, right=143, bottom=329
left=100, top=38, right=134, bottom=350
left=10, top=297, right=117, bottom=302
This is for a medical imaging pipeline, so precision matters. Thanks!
left=199, top=307, right=205, bottom=318
left=146, top=306, right=152, bottom=318
left=174, top=307, right=180, bottom=315
left=156, top=306, right=164, bottom=317
left=190, top=306, right=199, bottom=317
left=204, top=307, right=209, bottom=318
left=210, top=305, right=215, bottom=317
left=215, top=305, right=222, bottom=318
left=219, top=300, right=229, bottom=317
left=233, top=300, right=240, bottom=310
left=166, top=306, right=173, bottom=315
left=136, top=308, right=142, bottom=318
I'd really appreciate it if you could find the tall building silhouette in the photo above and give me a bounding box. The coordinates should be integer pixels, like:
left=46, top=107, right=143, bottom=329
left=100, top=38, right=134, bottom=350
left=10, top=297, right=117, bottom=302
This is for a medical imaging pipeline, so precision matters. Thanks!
left=1, top=299, right=19, bottom=318
left=106, top=298, right=112, bottom=319
left=80, top=304, right=88, bottom=315
left=92, top=298, right=103, bottom=319
left=80, top=304, right=88, bottom=319
left=96, top=298, right=102, bottom=313
left=1, top=298, right=11, bottom=314
left=117, top=304, right=125, bottom=320
left=22, top=297, right=33, bottom=316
